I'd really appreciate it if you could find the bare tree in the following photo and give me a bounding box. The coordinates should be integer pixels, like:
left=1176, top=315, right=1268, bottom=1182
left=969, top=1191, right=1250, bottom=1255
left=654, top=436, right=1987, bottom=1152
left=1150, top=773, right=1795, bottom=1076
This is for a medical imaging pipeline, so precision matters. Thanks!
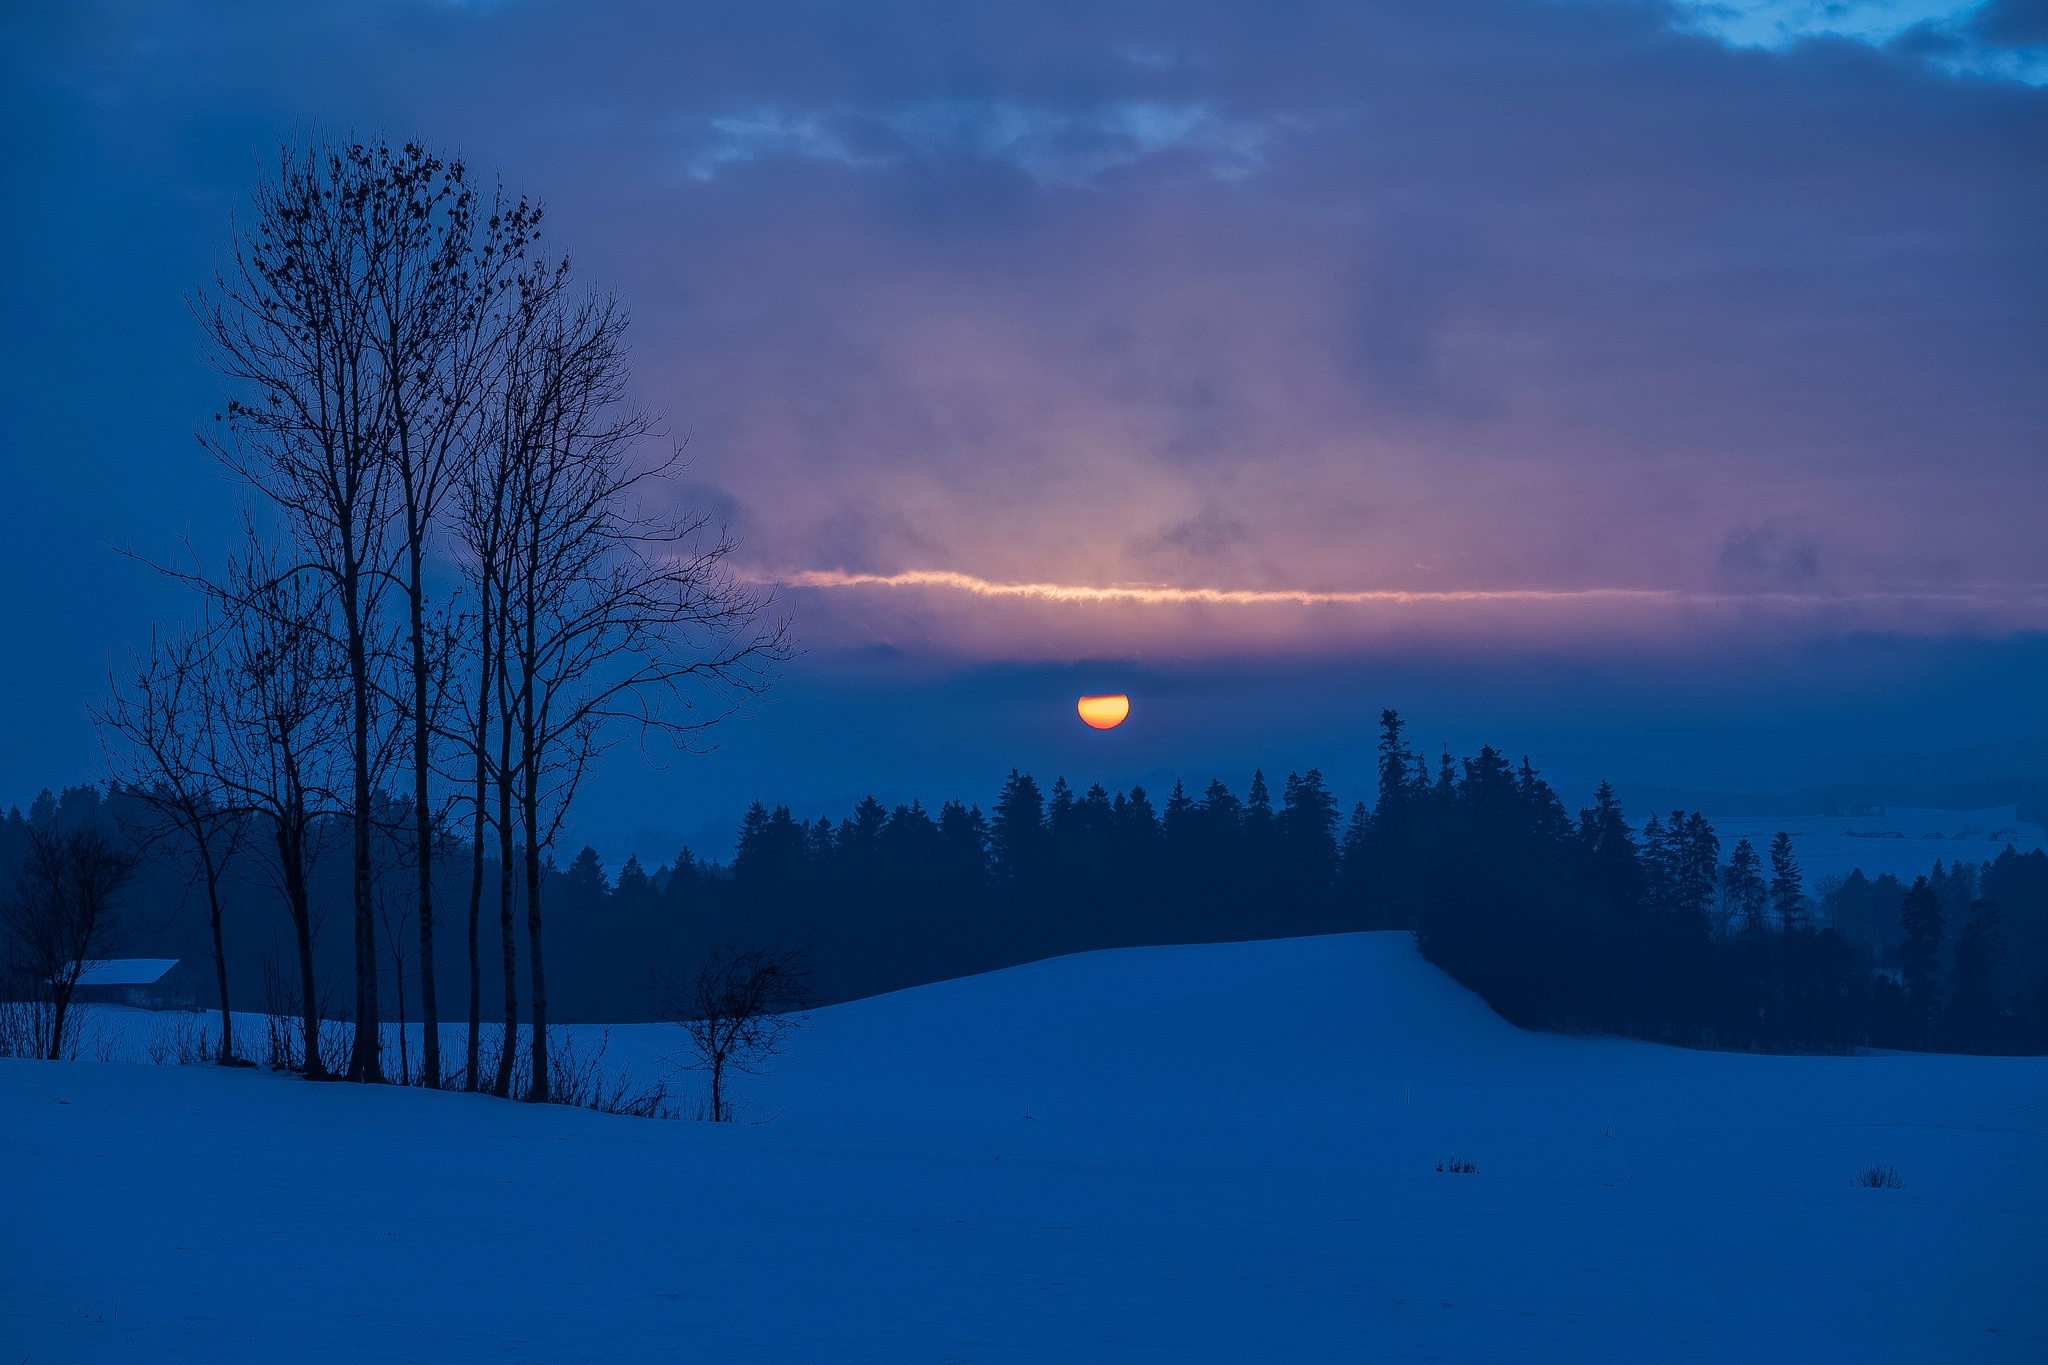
left=1, top=829, right=140, bottom=1060
left=451, top=265, right=550, bottom=1093
left=484, top=282, right=788, bottom=1102
left=666, top=944, right=811, bottom=1123
left=198, top=137, right=423, bottom=1083
left=367, top=151, right=541, bottom=1091
left=207, top=545, right=351, bottom=1079
left=97, top=628, right=249, bottom=1062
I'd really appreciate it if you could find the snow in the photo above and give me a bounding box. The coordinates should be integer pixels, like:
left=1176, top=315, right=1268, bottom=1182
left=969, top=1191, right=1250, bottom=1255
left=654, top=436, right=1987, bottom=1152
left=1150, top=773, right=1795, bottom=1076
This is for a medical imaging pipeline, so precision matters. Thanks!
left=1706, top=804, right=2047, bottom=887
left=4, top=932, right=2044, bottom=1362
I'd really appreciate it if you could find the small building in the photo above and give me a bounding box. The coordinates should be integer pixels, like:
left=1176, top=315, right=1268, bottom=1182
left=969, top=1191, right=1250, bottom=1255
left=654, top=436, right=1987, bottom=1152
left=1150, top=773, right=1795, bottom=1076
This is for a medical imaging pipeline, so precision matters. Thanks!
left=71, top=959, right=207, bottom=1011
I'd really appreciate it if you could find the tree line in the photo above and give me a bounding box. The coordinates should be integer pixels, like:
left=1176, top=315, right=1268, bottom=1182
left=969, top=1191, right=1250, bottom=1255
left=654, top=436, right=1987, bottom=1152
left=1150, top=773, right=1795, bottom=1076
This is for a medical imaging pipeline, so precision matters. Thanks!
left=543, top=709, right=2048, bottom=1053
left=9, top=709, right=2045, bottom=1063
left=16, top=136, right=783, bottom=1095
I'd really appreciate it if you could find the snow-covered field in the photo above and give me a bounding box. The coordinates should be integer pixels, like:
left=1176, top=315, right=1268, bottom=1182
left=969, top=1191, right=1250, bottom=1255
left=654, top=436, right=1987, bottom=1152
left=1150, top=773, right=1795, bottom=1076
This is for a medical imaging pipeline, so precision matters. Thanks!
left=4, top=932, right=2044, bottom=1362
left=1708, top=804, right=2046, bottom=886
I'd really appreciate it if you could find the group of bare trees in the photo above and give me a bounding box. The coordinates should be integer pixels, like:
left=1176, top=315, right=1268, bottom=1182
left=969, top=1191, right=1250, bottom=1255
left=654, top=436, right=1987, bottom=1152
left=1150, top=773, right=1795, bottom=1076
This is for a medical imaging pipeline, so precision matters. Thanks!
left=97, top=136, right=783, bottom=1099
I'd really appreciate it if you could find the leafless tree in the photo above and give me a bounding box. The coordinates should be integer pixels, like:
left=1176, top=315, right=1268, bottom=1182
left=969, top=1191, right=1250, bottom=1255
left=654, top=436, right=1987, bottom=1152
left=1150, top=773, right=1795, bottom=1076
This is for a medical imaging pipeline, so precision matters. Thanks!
left=193, top=135, right=783, bottom=1099
left=207, top=544, right=351, bottom=1079
left=1, top=829, right=140, bottom=1061
left=197, top=136, right=427, bottom=1082
left=666, top=944, right=811, bottom=1123
left=366, top=149, right=541, bottom=1091
left=480, top=281, right=788, bottom=1102
left=451, top=265, right=550, bottom=1093
left=97, top=627, right=249, bottom=1062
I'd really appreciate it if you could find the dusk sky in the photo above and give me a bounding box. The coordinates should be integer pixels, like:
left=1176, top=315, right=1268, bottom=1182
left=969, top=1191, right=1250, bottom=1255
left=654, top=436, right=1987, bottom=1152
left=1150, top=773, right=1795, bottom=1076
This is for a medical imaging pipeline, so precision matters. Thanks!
left=4, top=0, right=2044, bottom=854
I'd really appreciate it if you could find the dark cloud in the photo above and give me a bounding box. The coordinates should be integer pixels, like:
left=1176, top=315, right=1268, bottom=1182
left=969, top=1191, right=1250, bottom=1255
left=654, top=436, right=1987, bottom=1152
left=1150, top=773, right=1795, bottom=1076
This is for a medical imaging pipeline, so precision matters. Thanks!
left=1717, top=522, right=1824, bottom=591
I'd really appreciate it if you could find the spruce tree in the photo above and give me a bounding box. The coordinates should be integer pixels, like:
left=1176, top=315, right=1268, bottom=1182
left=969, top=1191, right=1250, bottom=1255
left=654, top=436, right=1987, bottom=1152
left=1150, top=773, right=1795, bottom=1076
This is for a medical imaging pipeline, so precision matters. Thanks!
left=1946, top=897, right=2007, bottom=1045
left=1898, top=875, right=1945, bottom=1032
left=1769, top=832, right=1804, bottom=930
left=1374, top=710, right=1412, bottom=821
left=1722, top=838, right=1766, bottom=933
left=991, top=770, right=1047, bottom=887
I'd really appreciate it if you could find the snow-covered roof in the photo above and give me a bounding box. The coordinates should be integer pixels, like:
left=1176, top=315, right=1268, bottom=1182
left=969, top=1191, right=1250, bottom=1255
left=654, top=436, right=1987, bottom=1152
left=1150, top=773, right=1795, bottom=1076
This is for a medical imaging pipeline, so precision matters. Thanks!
left=72, top=958, right=179, bottom=986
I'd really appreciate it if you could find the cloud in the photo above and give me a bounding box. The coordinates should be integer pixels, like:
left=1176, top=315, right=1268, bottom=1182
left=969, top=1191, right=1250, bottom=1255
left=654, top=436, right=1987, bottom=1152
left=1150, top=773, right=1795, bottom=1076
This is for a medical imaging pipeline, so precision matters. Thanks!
left=2, top=0, right=2043, bottom=678
left=681, top=100, right=1274, bottom=184
left=1633, top=0, right=2048, bottom=82
left=1717, top=522, right=1824, bottom=590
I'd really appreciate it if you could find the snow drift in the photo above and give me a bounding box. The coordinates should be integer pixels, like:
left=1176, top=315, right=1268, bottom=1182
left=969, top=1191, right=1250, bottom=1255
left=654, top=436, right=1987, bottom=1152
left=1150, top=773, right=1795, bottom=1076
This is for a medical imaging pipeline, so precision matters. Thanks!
left=3, top=931, right=2043, bottom=1361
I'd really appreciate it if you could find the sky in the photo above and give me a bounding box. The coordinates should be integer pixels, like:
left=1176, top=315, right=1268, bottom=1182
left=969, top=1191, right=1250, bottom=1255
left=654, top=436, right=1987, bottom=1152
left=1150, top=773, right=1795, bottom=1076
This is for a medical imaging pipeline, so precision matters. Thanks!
left=2, top=0, right=2044, bottom=857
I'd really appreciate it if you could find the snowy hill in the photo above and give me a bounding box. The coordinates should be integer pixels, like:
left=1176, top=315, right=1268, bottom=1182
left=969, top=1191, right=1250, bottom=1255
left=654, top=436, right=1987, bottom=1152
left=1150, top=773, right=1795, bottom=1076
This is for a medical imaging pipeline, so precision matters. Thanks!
left=5, top=932, right=2044, bottom=1362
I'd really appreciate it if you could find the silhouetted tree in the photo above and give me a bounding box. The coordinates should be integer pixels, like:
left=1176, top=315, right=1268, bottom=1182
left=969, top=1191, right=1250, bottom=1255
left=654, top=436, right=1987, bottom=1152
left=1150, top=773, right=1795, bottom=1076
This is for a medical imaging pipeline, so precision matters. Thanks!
left=1898, top=876, right=1945, bottom=1037
left=375, top=154, right=538, bottom=1091
left=99, top=627, right=250, bottom=1062
left=1946, top=897, right=2006, bottom=1047
left=209, top=545, right=349, bottom=1079
left=667, top=942, right=810, bottom=1122
left=1769, top=833, right=1805, bottom=931
left=991, top=771, right=1047, bottom=892
left=1722, top=839, right=1766, bottom=934
left=2, top=828, right=139, bottom=1059
left=486, top=275, right=785, bottom=1103
left=199, top=138, right=431, bottom=1082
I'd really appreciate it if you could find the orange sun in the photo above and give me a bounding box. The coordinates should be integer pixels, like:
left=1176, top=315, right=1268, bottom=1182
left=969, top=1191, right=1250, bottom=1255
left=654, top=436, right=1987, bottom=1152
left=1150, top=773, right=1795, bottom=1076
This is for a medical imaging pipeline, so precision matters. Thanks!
left=1077, top=694, right=1130, bottom=730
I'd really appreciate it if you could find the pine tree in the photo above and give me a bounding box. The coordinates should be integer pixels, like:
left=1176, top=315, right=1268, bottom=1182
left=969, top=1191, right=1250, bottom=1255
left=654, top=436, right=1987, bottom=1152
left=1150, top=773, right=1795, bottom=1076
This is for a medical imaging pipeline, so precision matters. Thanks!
left=564, top=846, right=609, bottom=894
left=1946, top=897, right=2006, bottom=1044
left=1722, top=838, right=1766, bottom=933
left=937, top=799, right=990, bottom=882
left=615, top=854, right=652, bottom=900
left=1279, top=769, right=1340, bottom=903
left=1245, top=770, right=1274, bottom=824
left=991, top=770, right=1046, bottom=886
left=1897, top=875, right=1945, bottom=1031
left=1576, top=782, right=1641, bottom=914
left=1679, top=814, right=1721, bottom=926
left=662, top=848, right=702, bottom=912
left=1046, top=777, right=1077, bottom=844
left=1768, top=832, right=1804, bottom=930
left=1374, top=710, right=1412, bottom=821
left=1640, top=813, right=1670, bottom=911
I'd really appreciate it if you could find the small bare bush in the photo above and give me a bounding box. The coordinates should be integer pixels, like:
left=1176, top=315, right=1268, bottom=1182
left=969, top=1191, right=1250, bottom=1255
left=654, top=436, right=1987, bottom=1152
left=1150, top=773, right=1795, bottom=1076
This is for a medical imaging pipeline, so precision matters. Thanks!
left=1436, top=1158, right=1480, bottom=1174
left=1856, top=1164, right=1905, bottom=1189
left=548, top=1029, right=676, bottom=1119
left=146, top=1012, right=214, bottom=1066
left=470, top=1024, right=675, bottom=1118
left=260, top=954, right=349, bottom=1076
left=0, top=991, right=42, bottom=1059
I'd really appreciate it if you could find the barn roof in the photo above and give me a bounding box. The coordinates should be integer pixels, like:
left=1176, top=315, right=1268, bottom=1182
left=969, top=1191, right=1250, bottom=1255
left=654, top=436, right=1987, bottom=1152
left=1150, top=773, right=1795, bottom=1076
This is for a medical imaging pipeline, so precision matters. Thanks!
left=72, top=958, right=179, bottom=986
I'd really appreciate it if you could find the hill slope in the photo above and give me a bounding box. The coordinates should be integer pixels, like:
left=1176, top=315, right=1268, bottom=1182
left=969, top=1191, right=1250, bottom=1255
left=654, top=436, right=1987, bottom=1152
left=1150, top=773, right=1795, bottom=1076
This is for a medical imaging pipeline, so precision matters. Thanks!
left=4, top=932, right=2043, bottom=1362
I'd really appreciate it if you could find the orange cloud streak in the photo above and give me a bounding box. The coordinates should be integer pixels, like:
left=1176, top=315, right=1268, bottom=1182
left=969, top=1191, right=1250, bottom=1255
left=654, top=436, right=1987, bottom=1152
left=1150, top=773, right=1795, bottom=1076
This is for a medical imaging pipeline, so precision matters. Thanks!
left=764, top=568, right=2039, bottom=611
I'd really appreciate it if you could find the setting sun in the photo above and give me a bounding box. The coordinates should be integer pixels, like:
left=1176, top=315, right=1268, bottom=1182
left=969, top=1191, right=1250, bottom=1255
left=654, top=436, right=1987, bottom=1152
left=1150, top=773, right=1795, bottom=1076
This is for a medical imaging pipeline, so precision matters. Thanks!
left=1077, top=694, right=1130, bottom=730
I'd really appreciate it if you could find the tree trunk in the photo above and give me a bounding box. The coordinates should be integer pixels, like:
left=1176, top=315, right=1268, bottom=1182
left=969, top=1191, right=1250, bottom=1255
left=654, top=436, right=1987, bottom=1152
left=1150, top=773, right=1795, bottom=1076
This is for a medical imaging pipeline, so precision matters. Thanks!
left=493, top=709, right=518, bottom=1098
left=524, top=821, right=548, bottom=1103
left=464, top=584, right=492, bottom=1091
left=465, top=837, right=484, bottom=1090
left=281, top=823, right=325, bottom=1079
left=521, top=626, right=549, bottom=1104
left=46, top=970, right=79, bottom=1062
left=345, top=563, right=383, bottom=1083
left=201, top=844, right=234, bottom=1062
left=411, top=540, right=439, bottom=1088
